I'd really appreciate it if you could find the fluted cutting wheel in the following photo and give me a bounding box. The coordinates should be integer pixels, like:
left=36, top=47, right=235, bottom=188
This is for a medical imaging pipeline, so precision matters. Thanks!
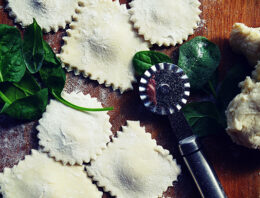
left=139, top=63, right=190, bottom=115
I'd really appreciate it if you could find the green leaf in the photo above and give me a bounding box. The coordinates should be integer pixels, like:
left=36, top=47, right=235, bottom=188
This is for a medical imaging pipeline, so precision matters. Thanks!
left=23, top=19, right=45, bottom=74
left=178, top=36, right=221, bottom=90
left=182, top=102, right=225, bottom=137
left=13, top=71, right=41, bottom=96
left=202, top=71, right=219, bottom=98
left=43, top=40, right=61, bottom=65
left=51, top=90, right=114, bottom=112
left=0, top=72, right=42, bottom=117
left=217, top=62, right=251, bottom=114
left=0, top=83, right=27, bottom=104
left=40, top=41, right=113, bottom=112
left=133, top=51, right=173, bottom=75
left=0, top=24, right=26, bottom=82
left=39, top=62, right=66, bottom=96
left=1, top=88, right=48, bottom=120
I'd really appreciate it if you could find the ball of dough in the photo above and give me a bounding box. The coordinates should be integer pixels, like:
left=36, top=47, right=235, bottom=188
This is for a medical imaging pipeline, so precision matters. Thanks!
left=226, top=70, right=260, bottom=149
left=229, top=23, right=260, bottom=66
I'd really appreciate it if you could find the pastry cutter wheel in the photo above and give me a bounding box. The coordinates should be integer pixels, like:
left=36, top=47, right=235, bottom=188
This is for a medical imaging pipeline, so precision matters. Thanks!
left=139, top=63, right=227, bottom=198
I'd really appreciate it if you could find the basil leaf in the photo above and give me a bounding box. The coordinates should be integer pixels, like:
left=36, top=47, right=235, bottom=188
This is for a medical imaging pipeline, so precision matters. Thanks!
left=0, top=24, right=26, bottom=82
left=178, top=36, right=221, bottom=90
left=133, top=51, right=173, bottom=75
left=1, top=88, right=48, bottom=120
left=182, top=102, right=225, bottom=137
left=23, top=19, right=45, bottom=74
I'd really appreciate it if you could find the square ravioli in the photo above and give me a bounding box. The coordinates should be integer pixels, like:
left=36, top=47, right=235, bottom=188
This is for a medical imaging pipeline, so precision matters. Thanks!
left=37, top=92, right=112, bottom=165
left=87, top=121, right=181, bottom=198
left=0, top=150, right=102, bottom=198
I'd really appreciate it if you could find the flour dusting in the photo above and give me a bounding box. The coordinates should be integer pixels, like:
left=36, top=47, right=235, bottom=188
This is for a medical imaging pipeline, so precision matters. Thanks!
left=197, top=19, right=206, bottom=28
left=0, top=122, right=35, bottom=171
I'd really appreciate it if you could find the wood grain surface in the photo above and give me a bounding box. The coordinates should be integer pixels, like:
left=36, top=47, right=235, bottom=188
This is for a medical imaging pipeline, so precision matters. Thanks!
left=0, top=0, right=260, bottom=198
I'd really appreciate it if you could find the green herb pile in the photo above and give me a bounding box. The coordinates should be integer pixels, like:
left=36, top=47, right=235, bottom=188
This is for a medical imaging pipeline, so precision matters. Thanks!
left=0, top=19, right=113, bottom=121
left=133, top=36, right=250, bottom=137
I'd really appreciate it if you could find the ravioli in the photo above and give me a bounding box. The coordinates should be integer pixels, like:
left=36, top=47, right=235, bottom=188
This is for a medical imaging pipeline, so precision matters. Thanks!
left=87, top=121, right=181, bottom=198
left=6, top=0, right=80, bottom=32
left=0, top=150, right=103, bottom=198
left=37, top=91, right=112, bottom=165
left=59, top=0, right=149, bottom=93
left=129, top=0, right=201, bottom=46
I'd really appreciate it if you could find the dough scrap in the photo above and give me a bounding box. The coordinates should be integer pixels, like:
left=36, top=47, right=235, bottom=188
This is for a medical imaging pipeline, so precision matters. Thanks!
left=37, top=91, right=112, bottom=165
left=87, top=121, right=181, bottom=198
left=226, top=62, right=260, bottom=149
left=0, top=150, right=103, bottom=198
left=6, top=0, right=81, bottom=32
left=230, top=23, right=260, bottom=66
left=129, top=0, right=201, bottom=46
left=59, top=0, right=149, bottom=93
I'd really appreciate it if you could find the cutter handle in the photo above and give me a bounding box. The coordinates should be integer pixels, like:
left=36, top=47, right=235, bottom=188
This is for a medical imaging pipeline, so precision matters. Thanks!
left=179, top=136, right=228, bottom=198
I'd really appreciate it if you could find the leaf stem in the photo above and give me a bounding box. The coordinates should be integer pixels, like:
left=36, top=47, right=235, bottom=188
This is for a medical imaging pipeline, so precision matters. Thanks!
left=13, top=83, right=34, bottom=96
left=0, top=90, right=12, bottom=104
left=0, top=73, right=3, bottom=82
left=51, top=90, right=114, bottom=112
left=208, top=81, right=217, bottom=99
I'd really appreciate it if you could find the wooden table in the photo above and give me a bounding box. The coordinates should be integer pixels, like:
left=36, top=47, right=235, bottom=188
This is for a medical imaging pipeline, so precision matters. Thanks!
left=0, top=0, right=259, bottom=198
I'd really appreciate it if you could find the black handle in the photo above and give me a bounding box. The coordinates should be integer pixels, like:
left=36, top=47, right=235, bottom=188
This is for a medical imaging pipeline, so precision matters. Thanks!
left=179, top=136, right=227, bottom=198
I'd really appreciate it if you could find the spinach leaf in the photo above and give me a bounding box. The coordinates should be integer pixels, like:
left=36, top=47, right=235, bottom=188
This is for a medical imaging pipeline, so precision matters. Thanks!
left=0, top=71, right=42, bottom=117
left=39, top=62, right=66, bottom=96
left=43, top=40, right=61, bottom=65
left=182, top=101, right=225, bottom=137
left=202, top=71, right=219, bottom=98
left=23, top=19, right=45, bottom=74
left=178, top=36, right=221, bottom=90
left=133, top=51, right=173, bottom=75
left=40, top=63, right=113, bottom=112
left=13, top=71, right=41, bottom=96
left=40, top=42, right=113, bottom=112
left=0, top=83, right=27, bottom=105
left=1, top=88, right=48, bottom=120
left=0, top=24, right=26, bottom=82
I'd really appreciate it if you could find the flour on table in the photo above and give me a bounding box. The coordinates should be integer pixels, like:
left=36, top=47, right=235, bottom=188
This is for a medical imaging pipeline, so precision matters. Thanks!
left=129, top=0, right=201, bottom=46
left=0, top=150, right=103, bottom=198
left=59, top=0, right=149, bottom=93
left=37, top=91, right=112, bottom=165
left=87, top=121, right=181, bottom=198
left=5, top=0, right=81, bottom=32
left=197, top=19, right=207, bottom=30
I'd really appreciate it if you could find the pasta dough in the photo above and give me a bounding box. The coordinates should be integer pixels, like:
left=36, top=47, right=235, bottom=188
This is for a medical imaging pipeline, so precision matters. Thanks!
left=59, top=0, right=149, bottom=93
left=87, top=121, right=181, bottom=198
left=37, top=91, right=112, bottom=165
left=129, top=0, right=201, bottom=46
left=5, top=0, right=80, bottom=32
left=0, top=150, right=103, bottom=198
left=226, top=62, right=260, bottom=149
left=230, top=23, right=260, bottom=66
